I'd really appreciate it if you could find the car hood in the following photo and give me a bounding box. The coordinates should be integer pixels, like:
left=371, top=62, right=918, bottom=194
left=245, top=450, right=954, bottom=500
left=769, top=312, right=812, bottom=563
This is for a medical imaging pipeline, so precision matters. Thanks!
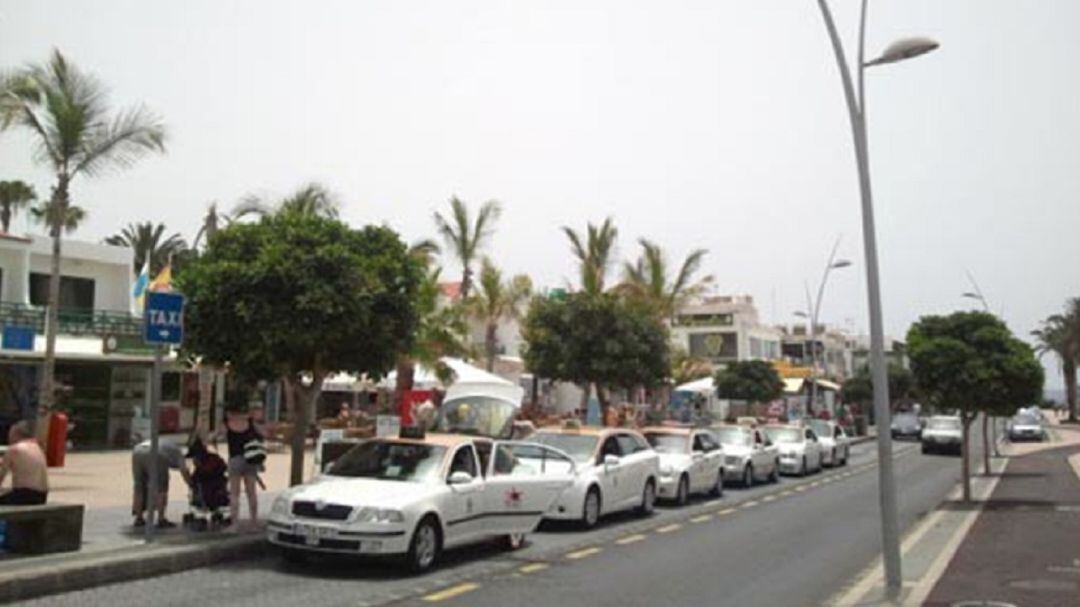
left=656, top=453, right=691, bottom=468
left=1010, top=424, right=1043, bottom=432
left=776, top=442, right=806, bottom=454
left=721, top=444, right=752, bottom=458
left=287, top=476, right=436, bottom=508
left=923, top=429, right=961, bottom=439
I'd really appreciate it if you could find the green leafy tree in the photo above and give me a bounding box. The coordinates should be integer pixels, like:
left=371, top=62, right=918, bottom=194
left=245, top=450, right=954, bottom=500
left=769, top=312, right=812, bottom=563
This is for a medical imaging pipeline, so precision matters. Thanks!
left=1032, top=299, right=1080, bottom=423
left=841, top=363, right=914, bottom=412
left=1, top=49, right=166, bottom=419
left=105, top=221, right=188, bottom=276
left=563, top=218, right=618, bottom=296
left=179, top=212, right=422, bottom=485
left=468, top=258, right=532, bottom=372
left=433, top=196, right=501, bottom=299
left=907, top=311, right=1043, bottom=500
left=0, top=179, right=36, bottom=232
left=522, top=292, right=669, bottom=420
left=621, top=239, right=713, bottom=319
left=713, top=360, right=784, bottom=405
left=671, top=347, right=713, bottom=386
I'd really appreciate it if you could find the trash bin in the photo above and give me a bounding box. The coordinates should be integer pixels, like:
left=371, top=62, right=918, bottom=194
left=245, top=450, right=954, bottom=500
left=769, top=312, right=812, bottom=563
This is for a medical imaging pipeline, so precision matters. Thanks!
left=46, top=412, right=69, bottom=468
left=853, top=415, right=868, bottom=437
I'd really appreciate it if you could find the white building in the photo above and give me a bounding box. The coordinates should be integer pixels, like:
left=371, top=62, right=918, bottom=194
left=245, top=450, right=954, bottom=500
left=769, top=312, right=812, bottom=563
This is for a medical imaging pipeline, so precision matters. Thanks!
left=780, top=324, right=855, bottom=380
left=670, top=295, right=783, bottom=368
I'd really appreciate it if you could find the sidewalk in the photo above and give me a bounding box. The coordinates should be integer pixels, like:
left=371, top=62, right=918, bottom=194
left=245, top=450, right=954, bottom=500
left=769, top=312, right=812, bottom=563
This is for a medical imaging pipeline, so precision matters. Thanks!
left=924, top=424, right=1080, bottom=606
left=1, top=444, right=307, bottom=602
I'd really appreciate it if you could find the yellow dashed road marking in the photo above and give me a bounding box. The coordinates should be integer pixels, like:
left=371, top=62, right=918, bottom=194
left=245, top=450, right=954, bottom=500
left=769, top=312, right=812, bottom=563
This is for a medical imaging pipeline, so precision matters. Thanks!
left=616, top=534, right=646, bottom=545
left=779, top=491, right=794, bottom=497
left=762, top=495, right=777, bottom=502
left=657, top=523, right=682, bottom=534
left=794, top=485, right=808, bottom=492
left=717, top=507, right=738, bottom=516
left=423, top=583, right=480, bottom=602
left=741, top=500, right=760, bottom=508
left=519, top=563, right=549, bottom=574
left=566, top=547, right=602, bottom=560
left=691, top=514, right=712, bottom=523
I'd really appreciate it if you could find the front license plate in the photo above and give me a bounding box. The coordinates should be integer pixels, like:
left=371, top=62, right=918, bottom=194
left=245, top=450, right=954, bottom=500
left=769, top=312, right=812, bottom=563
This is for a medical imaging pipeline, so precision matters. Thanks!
left=296, top=524, right=335, bottom=544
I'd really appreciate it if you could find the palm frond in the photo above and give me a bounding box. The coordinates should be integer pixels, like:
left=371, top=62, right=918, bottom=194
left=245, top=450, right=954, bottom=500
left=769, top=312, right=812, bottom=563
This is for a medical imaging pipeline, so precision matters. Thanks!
left=74, top=105, right=166, bottom=177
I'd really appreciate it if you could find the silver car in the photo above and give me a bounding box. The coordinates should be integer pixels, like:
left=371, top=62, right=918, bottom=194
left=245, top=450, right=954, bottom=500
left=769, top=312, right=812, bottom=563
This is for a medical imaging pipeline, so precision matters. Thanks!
left=1007, top=412, right=1046, bottom=442
left=921, top=416, right=962, bottom=455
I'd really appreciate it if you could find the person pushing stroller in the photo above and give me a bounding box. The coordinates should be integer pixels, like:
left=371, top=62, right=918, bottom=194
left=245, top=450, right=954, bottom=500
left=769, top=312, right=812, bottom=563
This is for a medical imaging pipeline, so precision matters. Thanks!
left=131, top=438, right=192, bottom=528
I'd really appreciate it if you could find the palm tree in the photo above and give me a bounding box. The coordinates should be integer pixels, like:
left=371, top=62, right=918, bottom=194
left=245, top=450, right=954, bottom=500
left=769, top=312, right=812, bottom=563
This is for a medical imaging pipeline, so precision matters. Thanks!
left=105, top=222, right=188, bottom=276
left=622, top=238, right=713, bottom=319
left=1, top=49, right=166, bottom=419
left=1034, top=299, right=1080, bottom=423
left=433, top=196, right=501, bottom=299
left=192, top=202, right=232, bottom=250
left=468, top=258, right=532, bottom=371
left=408, top=238, right=441, bottom=269
left=562, top=217, right=618, bottom=295
left=0, top=180, right=36, bottom=232
left=233, top=182, right=339, bottom=220
left=30, top=200, right=86, bottom=235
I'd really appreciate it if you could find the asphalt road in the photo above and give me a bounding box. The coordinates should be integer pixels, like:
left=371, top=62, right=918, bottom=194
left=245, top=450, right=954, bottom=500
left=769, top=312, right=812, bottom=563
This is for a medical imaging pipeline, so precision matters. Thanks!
left=22, top=437, right=978, bottom=607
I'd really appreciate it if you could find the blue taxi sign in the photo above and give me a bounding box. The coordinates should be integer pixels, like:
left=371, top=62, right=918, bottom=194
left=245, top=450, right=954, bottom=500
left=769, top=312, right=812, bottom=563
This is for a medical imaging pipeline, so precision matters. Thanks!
left=144, top=292, right=185, bottom=345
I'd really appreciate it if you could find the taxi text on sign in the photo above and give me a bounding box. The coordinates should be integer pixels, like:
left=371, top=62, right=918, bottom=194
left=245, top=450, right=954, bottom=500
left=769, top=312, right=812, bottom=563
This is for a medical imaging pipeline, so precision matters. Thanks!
left=144, top=291, right=185, bottom=345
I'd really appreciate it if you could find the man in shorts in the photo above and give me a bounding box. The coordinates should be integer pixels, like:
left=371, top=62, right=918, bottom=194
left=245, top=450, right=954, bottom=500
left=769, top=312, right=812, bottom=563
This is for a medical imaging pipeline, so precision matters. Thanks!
left=0, top=421, right=49, bottom=505
left=131, top=438, right=192, bottom=528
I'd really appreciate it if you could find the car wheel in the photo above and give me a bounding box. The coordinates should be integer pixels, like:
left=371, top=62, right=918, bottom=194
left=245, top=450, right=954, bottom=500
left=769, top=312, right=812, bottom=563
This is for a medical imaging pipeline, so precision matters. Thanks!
left=582, top=487, right=601, bottom=529
left=769, top=462, right=780, bottom=484
left=675, top=475, right=690, bottom=507
left=710, top=470, right=724, bottom=497
left=742, top=464, right=754, bottom=488
left=638, top=480, right=656, bottom=516
left=921, top=444, right=930, bottom=455
left=801, top=457, right=808, bottom=477
left=830, top=449, right=837, bottom=468
left=818, top=454, right=824, bottom=472
left=407, top=516, right=441, bottom=574
left=503, top=533, right=526, bottom=551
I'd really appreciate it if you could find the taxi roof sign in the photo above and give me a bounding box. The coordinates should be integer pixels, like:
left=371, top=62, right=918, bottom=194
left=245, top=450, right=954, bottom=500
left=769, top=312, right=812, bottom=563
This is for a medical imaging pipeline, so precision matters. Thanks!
left=399, top=426, right=426, bottom=440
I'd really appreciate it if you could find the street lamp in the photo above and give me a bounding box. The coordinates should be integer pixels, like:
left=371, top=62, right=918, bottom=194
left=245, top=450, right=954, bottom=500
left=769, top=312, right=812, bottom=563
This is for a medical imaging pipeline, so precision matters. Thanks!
left=795, top=240, right=852, bottom=417
left=814, top=0, right=938, bottom=594
left=961, top=292, right=990, bottom=312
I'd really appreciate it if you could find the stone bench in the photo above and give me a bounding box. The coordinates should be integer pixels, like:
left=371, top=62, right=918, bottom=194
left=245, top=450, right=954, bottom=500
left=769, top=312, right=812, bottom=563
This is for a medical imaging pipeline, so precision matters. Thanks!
left=0, top=503, right=84, bottom=555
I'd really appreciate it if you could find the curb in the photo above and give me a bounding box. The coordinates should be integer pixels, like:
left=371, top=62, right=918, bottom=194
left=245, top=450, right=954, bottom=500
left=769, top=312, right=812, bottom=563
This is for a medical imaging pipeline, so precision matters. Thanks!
left=0, top=535, right=265, bottom=604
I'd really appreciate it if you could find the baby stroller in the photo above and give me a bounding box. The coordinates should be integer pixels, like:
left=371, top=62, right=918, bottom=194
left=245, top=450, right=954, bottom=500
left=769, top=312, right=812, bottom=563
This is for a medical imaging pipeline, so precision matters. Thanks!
left=182, top=438, right=231, bottom=531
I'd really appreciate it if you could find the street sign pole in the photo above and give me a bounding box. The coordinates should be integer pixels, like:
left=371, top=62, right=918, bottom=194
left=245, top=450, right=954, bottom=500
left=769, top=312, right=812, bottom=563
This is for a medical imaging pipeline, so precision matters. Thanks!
left=145, top=344, right=164, bottom=542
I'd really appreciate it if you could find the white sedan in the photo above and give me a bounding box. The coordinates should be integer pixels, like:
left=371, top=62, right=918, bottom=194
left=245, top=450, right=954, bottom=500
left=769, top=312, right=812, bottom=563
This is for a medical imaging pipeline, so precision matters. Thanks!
left=531, top=427, right=660, bottom=528
left=763, top=425, right=824, bottom=476
left=641, top=427, right=724, bottom=505
left=711, top=424, right=780, bottom=487
left=807, top=419, right=851, bottom=467
left=267, top=433, right=574, bottom=572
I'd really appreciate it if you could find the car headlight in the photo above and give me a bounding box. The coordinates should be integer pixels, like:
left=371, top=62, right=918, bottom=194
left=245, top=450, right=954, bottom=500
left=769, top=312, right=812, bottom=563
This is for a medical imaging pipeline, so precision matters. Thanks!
left=725, top=456, right=742, bottom=467
left=271, top=496, right=289, bottom=516
left=353, top=507, right=405, bottom=524
left=660, top=465, right=675, bottom=477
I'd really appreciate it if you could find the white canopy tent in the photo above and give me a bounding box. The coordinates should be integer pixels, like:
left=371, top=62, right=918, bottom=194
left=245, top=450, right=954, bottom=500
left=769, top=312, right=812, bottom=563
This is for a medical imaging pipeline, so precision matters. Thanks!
left=373, top=357, right=524, bottom=406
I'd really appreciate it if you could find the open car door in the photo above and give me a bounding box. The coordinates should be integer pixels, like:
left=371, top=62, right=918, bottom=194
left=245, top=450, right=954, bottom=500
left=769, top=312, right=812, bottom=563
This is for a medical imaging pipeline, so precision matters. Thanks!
left=481, top=441, right=576, bottom=536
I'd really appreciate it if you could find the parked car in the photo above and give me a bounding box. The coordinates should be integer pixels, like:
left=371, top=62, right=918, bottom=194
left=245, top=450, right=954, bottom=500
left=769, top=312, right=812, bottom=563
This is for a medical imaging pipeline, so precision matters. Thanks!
left=531, top=426, right=660, bottom=528
left=807, top=419, right=850, bottom=467
left=711, top=424, right=780, bottom=486
left=641, top=427, right=725, bottom=505
left=890, top=412, right=923, bottom=440
left=267, top=432, right=574, bottom=572
left=763, top=425, right=824, bottom=476
left=1007, top=412, right=1046, bottom=442
left=921, top=416, right=963, bottom=455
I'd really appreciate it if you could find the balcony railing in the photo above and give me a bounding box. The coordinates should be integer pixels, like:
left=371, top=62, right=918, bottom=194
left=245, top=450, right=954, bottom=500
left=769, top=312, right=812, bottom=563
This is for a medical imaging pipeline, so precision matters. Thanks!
left=0, top=302, right=142, bottom=338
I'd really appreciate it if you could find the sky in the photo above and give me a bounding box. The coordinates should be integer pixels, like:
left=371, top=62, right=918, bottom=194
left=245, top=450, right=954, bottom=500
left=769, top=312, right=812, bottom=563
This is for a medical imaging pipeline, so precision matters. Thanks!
left=1, top=1, right=1078, bottom=382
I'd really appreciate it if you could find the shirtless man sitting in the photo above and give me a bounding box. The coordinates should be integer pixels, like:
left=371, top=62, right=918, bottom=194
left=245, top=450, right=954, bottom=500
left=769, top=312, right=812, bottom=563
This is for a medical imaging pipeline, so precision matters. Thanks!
left=0, top=421, right=49, bottom=505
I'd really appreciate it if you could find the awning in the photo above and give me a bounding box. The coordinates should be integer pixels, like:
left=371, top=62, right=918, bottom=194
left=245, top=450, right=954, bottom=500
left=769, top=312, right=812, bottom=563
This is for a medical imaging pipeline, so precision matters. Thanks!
left=674, top=377, right=715, bottom=394
left=813, top=379, right=842, bottom=392
left=783, top=378, right=806, bottom=394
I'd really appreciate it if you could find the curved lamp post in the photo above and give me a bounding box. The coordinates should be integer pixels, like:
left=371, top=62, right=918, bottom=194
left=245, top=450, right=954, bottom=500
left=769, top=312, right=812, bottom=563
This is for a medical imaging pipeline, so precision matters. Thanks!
left=814, top=0, right=938, bottom=594
left=794, top=244, right=851, bottom=417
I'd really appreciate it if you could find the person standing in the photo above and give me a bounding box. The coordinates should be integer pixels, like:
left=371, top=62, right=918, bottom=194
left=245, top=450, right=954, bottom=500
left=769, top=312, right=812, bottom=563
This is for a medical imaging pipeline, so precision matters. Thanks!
left=131, top=438, right=192, bottom=528
left=0, top=421, right=49, bottom=505
left=224, top=406, right=265, bottom=531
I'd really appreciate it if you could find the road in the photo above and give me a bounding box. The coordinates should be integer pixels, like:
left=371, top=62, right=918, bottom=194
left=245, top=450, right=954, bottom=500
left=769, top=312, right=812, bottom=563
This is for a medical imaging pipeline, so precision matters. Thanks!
left=23, top=437, right=980, bottom=607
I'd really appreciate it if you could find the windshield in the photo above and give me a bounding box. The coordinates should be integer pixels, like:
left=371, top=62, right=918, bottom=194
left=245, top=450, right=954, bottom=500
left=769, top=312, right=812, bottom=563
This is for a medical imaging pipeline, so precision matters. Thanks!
left=892, top=414, right=918, bottom=426
left=644, top=433, right=688, bottom=454
left=927, top=418, right=961, bottom=431
left=327, top=440, right=447, bottom=482
left=807, top=421, right=831, bottom=437
left=531, top=433, right=599, bottom=464
left=712, top=427, right=751, bottom=447
left=437, top=396, right=517, bottom=439
left=763, top=427, right=803, bottom=444
left=1012, top=414, right=1040, bottom=425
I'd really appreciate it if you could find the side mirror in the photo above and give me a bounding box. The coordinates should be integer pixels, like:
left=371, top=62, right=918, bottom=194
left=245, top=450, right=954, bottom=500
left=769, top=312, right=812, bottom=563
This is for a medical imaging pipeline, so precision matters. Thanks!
left=448, top=471, right=474, bottom=485
left=603, top=454, right=620, bottom=467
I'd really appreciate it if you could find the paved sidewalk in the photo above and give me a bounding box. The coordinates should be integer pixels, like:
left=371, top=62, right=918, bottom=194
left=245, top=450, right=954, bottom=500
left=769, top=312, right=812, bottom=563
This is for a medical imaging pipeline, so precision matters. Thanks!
left=924, top=426, right=1080, bottom=607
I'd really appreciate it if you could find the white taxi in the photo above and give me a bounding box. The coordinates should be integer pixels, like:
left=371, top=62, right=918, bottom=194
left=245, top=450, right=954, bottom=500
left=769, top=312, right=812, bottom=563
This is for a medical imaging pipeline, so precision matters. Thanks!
left=531, top=426, right=660, bottom=528
left=763, top=424, right=824, bottom=476
left=267, top=431, right=574, bottom=572
left=641, top=426, right=725, bottom=505
left=711, top=424, right=780, bottom=487
left=807, top=419, right=851, bottom=467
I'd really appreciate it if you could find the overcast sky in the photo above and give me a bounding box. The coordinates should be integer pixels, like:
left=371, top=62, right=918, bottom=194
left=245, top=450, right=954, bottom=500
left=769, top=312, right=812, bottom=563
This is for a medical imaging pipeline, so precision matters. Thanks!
left=2, top=1, right=1078, bottom=376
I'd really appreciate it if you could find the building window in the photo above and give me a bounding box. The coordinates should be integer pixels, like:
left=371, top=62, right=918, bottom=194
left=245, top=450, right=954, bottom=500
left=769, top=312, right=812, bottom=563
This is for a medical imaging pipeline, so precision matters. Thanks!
left=688, top=332, right=737, bottom=360
left=673, top=313, right=734, bottom=327
left=29, top=273, right=95, bottom=312
left=750, top=338, right=763, bottom=358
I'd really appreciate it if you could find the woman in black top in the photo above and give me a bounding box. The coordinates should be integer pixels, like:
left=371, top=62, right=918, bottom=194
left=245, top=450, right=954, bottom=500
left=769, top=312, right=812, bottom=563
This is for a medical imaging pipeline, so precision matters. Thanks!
left=224, top=405, right=265, bottom=530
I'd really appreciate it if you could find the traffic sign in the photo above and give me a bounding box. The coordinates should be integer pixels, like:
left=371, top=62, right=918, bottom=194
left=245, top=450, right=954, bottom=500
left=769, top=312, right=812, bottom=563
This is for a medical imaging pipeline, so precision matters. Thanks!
left=144, top=292, right=185, bottom=345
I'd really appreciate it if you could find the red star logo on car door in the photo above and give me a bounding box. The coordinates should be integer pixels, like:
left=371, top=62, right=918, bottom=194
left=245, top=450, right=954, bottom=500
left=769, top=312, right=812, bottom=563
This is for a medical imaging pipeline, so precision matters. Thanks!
left=504, top=487, right=524, bottom=507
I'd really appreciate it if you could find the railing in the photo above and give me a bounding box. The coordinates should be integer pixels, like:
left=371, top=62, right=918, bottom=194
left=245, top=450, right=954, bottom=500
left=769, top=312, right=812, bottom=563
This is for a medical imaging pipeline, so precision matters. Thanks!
left=0, top=302, right=142, bottom=337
